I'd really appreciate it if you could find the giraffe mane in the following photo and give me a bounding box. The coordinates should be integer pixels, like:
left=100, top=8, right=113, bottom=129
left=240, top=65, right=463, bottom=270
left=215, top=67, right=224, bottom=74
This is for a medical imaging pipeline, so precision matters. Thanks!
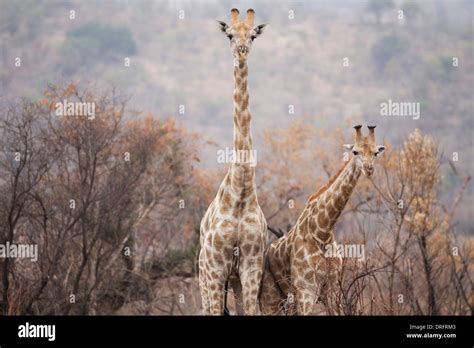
left=308, top=160, right=350, bottom=202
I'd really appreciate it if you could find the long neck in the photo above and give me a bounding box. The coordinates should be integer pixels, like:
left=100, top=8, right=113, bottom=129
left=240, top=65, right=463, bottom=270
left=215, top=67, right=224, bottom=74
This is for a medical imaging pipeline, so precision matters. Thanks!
left=233, top=59, right=252, bottom=153
left=300, top=158, right=362, bottom=244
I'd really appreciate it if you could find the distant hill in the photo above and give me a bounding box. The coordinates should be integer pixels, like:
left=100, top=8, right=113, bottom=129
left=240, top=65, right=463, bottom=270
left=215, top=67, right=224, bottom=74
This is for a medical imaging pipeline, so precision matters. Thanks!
left=0, top=0, right=472, bottom=231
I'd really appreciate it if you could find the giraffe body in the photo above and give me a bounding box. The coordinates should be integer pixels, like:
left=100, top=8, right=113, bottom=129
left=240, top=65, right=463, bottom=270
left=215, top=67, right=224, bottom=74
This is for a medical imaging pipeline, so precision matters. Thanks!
left=260, top=126, right=385, bottom=315
left=199, top=9, right=267, bottom=315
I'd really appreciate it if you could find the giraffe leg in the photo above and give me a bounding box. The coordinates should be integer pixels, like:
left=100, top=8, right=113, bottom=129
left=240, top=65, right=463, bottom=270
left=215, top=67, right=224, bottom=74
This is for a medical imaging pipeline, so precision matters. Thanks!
left=259, top=269, right=284, bottom=315
left=229, top=277, right=244, bottom=315
left=294, top=273, right=320, bottom=315
left=285, top=287, right=298, bottom=315
left=198, top=249, right=210, bottom=314
left=207, top=276, right=226, bottom=315
left=320, top=271, right=341, bottom=315
left=239, top=258, right=264, bottom=315
left=321, top=291, right=338, bottom=315
left=319, top=256, right=342, bottom=315
left=296, top=287, right=319, bottom=315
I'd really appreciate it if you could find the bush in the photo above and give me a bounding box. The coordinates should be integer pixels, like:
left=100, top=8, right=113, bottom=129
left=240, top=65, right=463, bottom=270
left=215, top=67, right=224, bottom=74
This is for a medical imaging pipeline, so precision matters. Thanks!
left=150, top=239, right=199, bottom=278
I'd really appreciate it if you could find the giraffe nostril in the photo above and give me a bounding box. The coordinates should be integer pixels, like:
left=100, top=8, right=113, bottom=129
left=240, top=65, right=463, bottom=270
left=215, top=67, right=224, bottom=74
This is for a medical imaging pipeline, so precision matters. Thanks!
left=238, top=46, right=247, bottom=54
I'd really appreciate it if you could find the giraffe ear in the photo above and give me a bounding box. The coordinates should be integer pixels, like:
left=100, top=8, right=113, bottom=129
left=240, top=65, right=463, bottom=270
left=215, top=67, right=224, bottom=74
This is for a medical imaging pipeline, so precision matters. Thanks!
left=217, top=20, right=229, bottom=34
left=251, top=24, right=267, bottom=40
left=343, top=144, right=354, bottom=151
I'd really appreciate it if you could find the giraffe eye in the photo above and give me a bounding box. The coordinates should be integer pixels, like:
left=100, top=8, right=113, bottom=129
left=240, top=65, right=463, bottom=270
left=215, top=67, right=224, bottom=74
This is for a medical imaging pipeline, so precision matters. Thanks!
left=250, top=35, right=256, bottom=41
left=227, top=34, right=233, bottom=40
left=352, top=150, right=359, bottom=156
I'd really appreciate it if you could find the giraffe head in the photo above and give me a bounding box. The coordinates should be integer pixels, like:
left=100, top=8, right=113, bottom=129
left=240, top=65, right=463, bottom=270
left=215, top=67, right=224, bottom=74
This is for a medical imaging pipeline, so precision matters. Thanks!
left=344, top=125, right=385, bottom=177
left=218, top=8, right=267, bottom=62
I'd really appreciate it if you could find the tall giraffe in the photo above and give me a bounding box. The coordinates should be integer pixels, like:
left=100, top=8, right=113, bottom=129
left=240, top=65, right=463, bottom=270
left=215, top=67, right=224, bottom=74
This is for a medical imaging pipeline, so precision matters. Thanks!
left=259, top=125, right=385, bottom=315
left=199, top=8, right=267, bottom=315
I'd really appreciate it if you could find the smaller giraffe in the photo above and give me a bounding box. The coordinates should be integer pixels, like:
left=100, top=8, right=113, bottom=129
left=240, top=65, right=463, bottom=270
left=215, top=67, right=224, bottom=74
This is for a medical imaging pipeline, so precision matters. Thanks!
left=259, top=125, right=385, bottom=315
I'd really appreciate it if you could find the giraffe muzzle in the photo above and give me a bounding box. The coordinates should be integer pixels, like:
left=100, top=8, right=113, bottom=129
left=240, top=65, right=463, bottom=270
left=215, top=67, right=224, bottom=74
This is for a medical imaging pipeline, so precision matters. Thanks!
left=364, top=166, right=374, bottom=177
left=237, top=45, right=248, bottom=55
left=239, top=45, right=249, bottom=53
